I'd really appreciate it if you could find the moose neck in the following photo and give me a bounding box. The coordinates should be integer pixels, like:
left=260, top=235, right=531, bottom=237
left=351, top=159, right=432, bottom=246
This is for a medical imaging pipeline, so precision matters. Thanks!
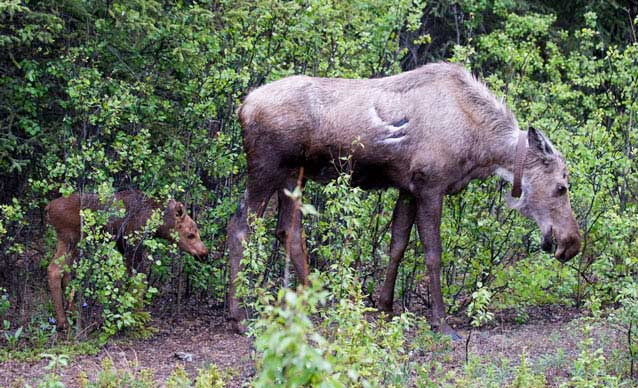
left=156, top=213, right=176, bottom=241
left=491, top=128, right=527, bottom=185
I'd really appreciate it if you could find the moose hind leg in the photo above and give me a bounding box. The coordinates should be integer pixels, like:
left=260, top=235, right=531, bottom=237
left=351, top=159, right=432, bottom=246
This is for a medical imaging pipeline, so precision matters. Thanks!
left=378, top=192, right=416, bottom=313
left=275, top=179, right=309, bottom=286
left=227, top=178, right=279, bottom=331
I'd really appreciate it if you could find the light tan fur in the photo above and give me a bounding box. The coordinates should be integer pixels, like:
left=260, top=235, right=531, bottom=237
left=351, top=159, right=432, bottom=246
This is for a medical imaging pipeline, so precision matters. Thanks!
left=46, top=189, right=208, bottom=330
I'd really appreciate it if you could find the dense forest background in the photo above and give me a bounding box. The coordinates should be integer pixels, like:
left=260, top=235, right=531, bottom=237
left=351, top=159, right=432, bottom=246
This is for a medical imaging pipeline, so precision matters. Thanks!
left=1, top=0, right=638, bottom=386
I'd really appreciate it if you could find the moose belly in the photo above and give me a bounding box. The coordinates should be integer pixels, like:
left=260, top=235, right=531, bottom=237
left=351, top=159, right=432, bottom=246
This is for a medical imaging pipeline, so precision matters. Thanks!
left=285, top=151, right=403, bottom=190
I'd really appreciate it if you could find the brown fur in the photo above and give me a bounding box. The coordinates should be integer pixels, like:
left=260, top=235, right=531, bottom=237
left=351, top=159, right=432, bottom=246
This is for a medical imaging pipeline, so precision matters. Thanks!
left=46, top=189, right=208, bottom=329
left=227, top=62, right=581, bottom=337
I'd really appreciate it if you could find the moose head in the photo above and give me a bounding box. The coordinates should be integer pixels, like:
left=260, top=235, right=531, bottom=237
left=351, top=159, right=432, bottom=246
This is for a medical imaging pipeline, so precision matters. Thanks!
left=164, top=199, right=209, bottom=259
left=506, top=127, right=581, bottom=262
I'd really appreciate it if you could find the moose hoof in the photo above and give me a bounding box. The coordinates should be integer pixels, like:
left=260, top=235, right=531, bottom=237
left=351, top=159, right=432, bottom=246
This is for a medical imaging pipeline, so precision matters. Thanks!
left=54, top=318, right=69, bottom=332
left=231, top=320, right=248, bottom=335
left=440, top=325, right=462, bottom=341
left=376, top=299, right=394, bottom=314
left=447, top=330, right=462, bottom=341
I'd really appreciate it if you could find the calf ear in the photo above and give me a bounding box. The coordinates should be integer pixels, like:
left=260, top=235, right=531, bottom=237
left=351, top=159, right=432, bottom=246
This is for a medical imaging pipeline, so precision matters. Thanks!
left=168, top=199, right=186, bottom=221
left=528, top=127, right=554, bottom=157
left=174, top=202, right=186, bottom=221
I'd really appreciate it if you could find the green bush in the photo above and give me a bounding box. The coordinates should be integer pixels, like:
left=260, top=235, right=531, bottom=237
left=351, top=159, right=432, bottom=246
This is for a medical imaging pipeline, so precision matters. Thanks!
left=252, top=273, right=413, bottom=388
left=1, top=0, right=637, bottom=385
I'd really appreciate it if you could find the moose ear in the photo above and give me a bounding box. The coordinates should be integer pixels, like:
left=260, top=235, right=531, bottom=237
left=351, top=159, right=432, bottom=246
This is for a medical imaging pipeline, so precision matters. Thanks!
left=174, top=202, right=186, bottom=220
left=528, top=127, right=554, bottom=157
left=168, top=199, right=186, bottom=221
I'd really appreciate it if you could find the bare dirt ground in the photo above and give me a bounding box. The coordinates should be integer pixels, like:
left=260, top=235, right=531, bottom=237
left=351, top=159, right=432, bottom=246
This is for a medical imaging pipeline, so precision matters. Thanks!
left=0, top=305, right=616, bottom=387
left=1, top=308, right=254, bottom=387
left=443, top=306, right=587, bottom=385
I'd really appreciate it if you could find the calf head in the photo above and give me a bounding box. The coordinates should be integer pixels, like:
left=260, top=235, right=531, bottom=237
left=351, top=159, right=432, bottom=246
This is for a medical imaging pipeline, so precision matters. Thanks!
left=166, top=199, right=209, bottom=259
left=507, top=128, right=581, bottom=262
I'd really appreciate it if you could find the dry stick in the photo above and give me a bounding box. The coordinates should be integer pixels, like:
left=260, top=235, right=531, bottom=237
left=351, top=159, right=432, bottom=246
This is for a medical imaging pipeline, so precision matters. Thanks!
left=283, top=245, right=290, bottom=289
left=465, top=329, right=472, bottom=364
left=630, top=321, right=635, bottom=378
left=628, top=7, right=637, bottom=44
left=284, top=167, right=306, bottom=289
left=177, top=255, right=184, bottom=319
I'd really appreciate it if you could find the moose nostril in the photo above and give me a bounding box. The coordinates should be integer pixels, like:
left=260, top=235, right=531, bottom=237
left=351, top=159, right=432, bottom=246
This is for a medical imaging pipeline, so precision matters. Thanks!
left=542, top=242, right=554, bottom=253
left=199, top=245, right=209, bottom=257
left=541, top=233, right=555, bottom=253
left=556, top=236, right=581, bottom=262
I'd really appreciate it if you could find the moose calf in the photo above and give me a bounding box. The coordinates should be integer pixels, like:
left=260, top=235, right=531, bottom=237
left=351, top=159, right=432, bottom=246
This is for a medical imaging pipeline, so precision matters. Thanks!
left=46, top=189, right=208, bottom=329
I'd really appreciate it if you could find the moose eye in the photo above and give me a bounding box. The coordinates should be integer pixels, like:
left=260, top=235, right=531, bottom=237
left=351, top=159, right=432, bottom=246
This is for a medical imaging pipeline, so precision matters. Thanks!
left=556, top=185, right=567, bottom=196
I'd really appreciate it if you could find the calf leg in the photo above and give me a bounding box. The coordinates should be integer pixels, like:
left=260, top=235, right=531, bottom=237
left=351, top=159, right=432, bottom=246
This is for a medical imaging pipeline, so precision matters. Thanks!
left=47, top=241, right=74, bottom=330
left=377, top=192, right=416, bottom=312
left=124, top=245, right=147, bottom=276
left=275, top=178, right=309, bottom=286
left=62, top=247, right=79, bottom=324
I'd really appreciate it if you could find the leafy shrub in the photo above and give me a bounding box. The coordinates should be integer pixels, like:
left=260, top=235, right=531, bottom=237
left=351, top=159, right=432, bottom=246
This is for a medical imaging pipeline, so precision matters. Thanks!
left=0, top=287, right=9, bottom=317
left=609, top=281, right=638, bottom=380
left=562, top=325, right=622, bottom=388
left=252, top=273, right=413, bottom=388
left=248, top=172, right=413, bottom=387
left=511, top=354, right=547, bottom=388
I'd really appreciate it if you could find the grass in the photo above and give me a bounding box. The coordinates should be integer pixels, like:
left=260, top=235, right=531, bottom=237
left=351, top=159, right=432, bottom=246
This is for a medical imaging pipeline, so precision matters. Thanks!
left=0, top=338, right=102, bottom=363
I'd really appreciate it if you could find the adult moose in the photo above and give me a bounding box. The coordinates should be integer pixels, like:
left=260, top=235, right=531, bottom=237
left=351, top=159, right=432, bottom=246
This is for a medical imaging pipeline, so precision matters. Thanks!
left=46, top=189, right=208, bottom=330
left=227, top=62, right=581, bottom=337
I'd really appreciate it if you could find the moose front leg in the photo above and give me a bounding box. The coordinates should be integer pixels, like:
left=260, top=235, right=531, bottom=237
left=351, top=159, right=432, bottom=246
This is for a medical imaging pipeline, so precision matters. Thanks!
left=47, top=241, right=75, bottom=330
left=415, top=193, right=460, bottom=340
left=124, top=245, right=148, bottom=276
left=378, top=191, right=416, bottom=312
